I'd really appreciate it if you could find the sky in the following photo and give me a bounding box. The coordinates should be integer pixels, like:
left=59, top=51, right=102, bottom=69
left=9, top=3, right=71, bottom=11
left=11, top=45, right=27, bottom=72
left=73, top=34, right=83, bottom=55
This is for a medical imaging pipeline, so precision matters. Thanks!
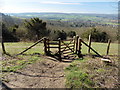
left=0, top=0, right=119, bottom=14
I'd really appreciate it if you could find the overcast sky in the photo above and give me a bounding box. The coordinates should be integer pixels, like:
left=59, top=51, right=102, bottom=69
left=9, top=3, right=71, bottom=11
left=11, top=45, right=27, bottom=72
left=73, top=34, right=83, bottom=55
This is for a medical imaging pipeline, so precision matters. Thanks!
left=0, top=0, right=119, bottom=14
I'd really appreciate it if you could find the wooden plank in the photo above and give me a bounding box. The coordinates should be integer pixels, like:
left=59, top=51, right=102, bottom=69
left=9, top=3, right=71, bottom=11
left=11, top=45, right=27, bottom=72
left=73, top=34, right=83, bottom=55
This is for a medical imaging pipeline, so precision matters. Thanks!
left=68, top=45, right=74, bottom=48
left=63, top=51, right=72, bottom=54
left=16, top=37, right=44, bottom=55
left=58, top=38, right=62, bottom=61
left=75, top=35, right=79, bottom=53
left=66, top=53, right=75, bottom=56
left=62, top=48, right=72, bottom=52
left=61, top=46, right=66, bottom=48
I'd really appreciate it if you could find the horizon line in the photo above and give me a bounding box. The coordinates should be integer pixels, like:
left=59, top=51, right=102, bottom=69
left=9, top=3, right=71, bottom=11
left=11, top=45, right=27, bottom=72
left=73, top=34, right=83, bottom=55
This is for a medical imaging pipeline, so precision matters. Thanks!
left=2, top=12, right=118, bottom=15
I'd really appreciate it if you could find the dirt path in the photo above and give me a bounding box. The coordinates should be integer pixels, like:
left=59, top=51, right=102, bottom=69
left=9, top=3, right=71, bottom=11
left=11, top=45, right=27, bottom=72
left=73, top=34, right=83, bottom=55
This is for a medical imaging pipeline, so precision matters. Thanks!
left=3, top=57, right=71, bottom=88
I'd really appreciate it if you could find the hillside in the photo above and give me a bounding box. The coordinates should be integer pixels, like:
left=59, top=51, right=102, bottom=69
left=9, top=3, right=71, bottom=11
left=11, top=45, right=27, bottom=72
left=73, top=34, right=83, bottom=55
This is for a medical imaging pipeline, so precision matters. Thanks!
left=0, top=13, right=23, bottom=27
left=5, top=13, right=118, bottom=26
left=1, top=13, right=118, bottom=42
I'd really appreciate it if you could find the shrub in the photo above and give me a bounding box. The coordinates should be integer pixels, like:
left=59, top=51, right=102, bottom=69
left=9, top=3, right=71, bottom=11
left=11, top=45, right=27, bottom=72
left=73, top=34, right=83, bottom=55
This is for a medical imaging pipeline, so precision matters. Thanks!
left=81, top=27, right=109, bottom=42
left=50, top=30, right=67, bottom=40
left=2, top=23, right=19, bottom=42
left=24, top=18, right=50, bottom=41
left=67, top=31, right=76, bottom=38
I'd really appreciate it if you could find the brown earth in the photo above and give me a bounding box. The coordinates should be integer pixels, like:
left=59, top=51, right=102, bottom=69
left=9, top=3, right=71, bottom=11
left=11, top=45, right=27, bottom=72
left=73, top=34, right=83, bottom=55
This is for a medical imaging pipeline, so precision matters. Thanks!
left=2, top=56, right=71, bottom=88
left=1, top=55, right=119, bottom=88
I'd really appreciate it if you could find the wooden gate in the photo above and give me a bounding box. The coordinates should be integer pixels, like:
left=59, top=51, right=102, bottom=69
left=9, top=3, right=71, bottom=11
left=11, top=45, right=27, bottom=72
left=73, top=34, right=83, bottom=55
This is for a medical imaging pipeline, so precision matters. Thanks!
left=44, top=35, right=82, bottom=61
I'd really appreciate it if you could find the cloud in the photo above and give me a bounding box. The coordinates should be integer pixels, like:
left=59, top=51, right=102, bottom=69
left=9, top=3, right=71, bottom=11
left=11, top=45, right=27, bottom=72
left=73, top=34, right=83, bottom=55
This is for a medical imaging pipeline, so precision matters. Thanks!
left=40, top=1, right=82, bottom=5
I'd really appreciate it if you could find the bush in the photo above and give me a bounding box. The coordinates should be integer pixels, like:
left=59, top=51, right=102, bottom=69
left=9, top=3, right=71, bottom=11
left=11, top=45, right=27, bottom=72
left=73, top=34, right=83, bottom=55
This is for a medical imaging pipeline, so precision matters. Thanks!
left=49, top=30, right=67, bottom=40
left=67, top=31, right=76, bottom=38
left=81, top=27, right=109, bottom=42
left=24, top=18, right=50, bottom=41
left=2, top=23, right=19, bottom=42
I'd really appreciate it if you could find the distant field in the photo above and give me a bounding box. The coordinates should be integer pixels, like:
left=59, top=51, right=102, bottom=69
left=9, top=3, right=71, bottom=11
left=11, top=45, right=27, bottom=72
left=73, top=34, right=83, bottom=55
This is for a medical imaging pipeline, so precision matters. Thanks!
left=9, top=13, right=118, bottom=25
left=0, top=42, right=118, bottom=56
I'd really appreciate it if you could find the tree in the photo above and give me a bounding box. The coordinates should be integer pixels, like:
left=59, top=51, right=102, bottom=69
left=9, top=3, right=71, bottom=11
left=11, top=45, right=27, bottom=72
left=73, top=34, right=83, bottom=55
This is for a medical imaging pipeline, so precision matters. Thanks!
left=67, top=31, right=76, bottom=38
left=2, top=23, right=19, bottom=42
left=24, top=18, right=49, bottom=40
left=12, top=24, right=19, bottom=34
left=56, top=30, right=67, bottom=40
left=82, top=27, right=109, bottom=42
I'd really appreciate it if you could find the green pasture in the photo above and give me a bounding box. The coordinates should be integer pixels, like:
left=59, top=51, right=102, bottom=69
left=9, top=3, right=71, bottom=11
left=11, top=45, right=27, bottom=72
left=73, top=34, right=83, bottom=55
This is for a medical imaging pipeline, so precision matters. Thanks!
left=0, top=42, right=44, bottom=55
left=0, top=41, right=118, bottom=56
left=81, top=42, right=118, bottom=55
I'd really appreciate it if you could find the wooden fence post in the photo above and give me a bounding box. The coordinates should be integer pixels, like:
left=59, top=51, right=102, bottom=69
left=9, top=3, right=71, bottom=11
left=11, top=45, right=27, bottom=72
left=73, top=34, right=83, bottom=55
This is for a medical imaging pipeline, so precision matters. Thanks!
left=75, top=35, right=79, bottom=54
left=88, top=34, right=92, bottom=54
left=44, top=37, right=47, bottom=55
left=73, top=36, right=76, bottom=53
left=78, top=38, right=82, bottom=58
left=47, top=38, right=50, bottom=53
left=1, top=39, right=6, bottom=54
left=106, top=39, right=111, bottom=55
left=58, top=38, right=62, bottom=61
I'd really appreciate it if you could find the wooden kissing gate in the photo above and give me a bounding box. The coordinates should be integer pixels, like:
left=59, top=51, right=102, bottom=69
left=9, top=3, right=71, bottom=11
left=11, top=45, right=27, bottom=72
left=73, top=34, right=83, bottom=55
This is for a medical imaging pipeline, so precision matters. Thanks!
left=44, top=35, right=82, bottom=61
left=16, top=35, right=103, bottom=61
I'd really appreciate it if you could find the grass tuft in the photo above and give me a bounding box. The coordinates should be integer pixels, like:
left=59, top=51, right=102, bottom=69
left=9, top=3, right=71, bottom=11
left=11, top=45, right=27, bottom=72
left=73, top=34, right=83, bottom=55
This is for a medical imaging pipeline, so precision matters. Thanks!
left=65, top=59, right=94, bottom=88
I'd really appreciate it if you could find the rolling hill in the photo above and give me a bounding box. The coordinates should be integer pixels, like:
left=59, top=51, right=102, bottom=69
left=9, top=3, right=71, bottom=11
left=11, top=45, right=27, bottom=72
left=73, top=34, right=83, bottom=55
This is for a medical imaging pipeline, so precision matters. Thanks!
left=5, top=13, right=118, bottom=26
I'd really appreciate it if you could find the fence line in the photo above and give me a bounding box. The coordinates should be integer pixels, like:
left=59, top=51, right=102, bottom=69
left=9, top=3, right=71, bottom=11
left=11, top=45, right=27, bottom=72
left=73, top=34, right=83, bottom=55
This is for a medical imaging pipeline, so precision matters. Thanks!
left=15, top=35, right=107, bottom=61
left=16, top=37, right=44, bottom=56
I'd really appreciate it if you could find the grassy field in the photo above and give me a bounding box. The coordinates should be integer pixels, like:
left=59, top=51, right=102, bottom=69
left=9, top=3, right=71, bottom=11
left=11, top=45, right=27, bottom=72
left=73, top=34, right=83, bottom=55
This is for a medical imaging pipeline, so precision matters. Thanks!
left=0, top=42, right=44, bottom=55
left=81, top=42, right=119, bottom=55
left=0, top=41, right=118, bottom=56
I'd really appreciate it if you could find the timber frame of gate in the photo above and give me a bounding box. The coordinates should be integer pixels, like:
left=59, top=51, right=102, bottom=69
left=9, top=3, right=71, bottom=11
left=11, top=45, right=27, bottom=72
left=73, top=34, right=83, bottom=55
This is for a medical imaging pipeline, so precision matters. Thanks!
left=43, top=35, right=82, bottom=61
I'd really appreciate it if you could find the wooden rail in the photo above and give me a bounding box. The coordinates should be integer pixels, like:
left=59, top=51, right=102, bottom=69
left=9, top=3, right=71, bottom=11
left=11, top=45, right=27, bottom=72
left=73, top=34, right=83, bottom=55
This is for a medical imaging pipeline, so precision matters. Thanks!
left=16, top=37, right=44, bottom=56
left=80, top=39, right=103, bottom=58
